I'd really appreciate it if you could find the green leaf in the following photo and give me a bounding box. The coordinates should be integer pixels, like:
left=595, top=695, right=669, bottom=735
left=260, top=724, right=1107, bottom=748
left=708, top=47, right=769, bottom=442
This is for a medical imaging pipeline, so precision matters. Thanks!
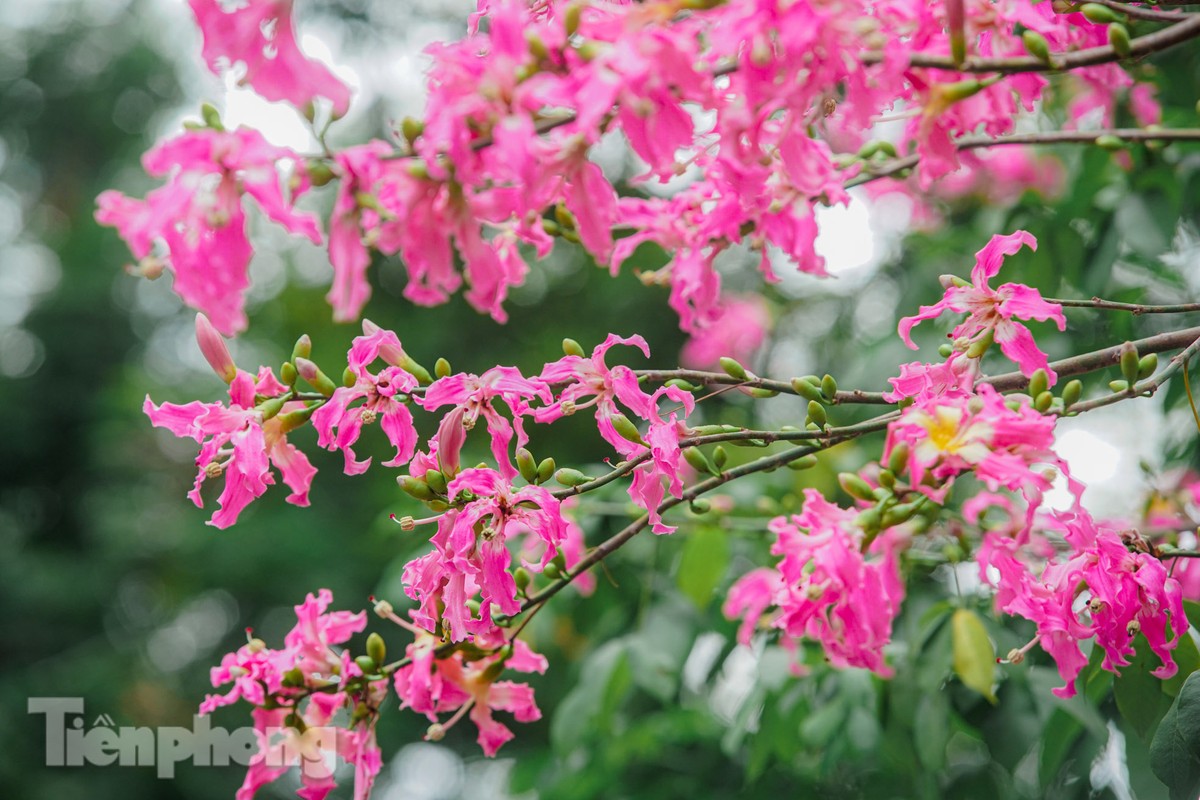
left=1114, top=642, right=1172, bottom=742
left=1150, top=672, right=1200, bottom=800
left=676, top=525, right=729, bottom=609
left=550, top=640, right=632, bottom=752
left=952, top=608, right=996, bottom=703
left=1039, top=707, right=1085, bottom=788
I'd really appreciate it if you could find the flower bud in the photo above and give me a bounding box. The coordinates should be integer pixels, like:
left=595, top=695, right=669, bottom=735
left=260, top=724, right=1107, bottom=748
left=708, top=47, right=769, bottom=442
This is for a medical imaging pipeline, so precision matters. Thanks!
left=610, top=413, right=646, bottom=446
left=424, top=469, right=448, bottom=495
left=965, top=330, right=993, bottom=359
left=839, top=472, right=877, bottom=502
left=366, top=632, right=386, bottom=665
left=1028, top=369, right=1049, bottom=399
left=564, top=2, right=583, bottom=36
left=820, top=374, right=838, bottom=400
left=295, top=357, right=337, bottom=397
left=516, top=448, right=538, bottom=484
left=514, top=567, right=531, bottom=592
left=1137, top=353, right=1158, bottom=380
left=425, top=723, right=446, bottom=742
left=1062, top=379, right=1083, bottom=408
left=786, top=453, right=818, bottom=471
left=1034, top=391, right=1054, bottom=413
left=720, top=356, right=749, bottom=380
left=1081, top=3, right=1123, bottom=23
left=200, top=102, right=224, bottom=131
left=292, top=334, right=312, bottom=362
left=305, top=160, right=336, bottom=186
left=1022, top=29, right=1052, bottom=63
left=536, top=457, right=556, bottom=484
left=1109, top=379, right=1129, bottom=393
left=281, top=667, right=306, bottom=688
left=712, top=445, right=728, bottom=469
left=807, top=400, right=827, bottom=427
left=355, top=655, right=378, bottom=674
left=343, top=367, right=357, bottom=389
left=435, top=357, right=452, bottom=378
left=683, top=447, right=714, bottom=475
left=400, top=116, right=425, bottom=144
left=554, top=468, right=590, bottom=487
left=690, top=498, right=712, bottom=514
left=281, top=361, right=298, bottom=386
left=790, top=377, right=825, bottom=403
left=938, top=343, right=954, bottom=358
left=886, top=442, right=910, bottom=474
left=399, top=476, right=435, bottom=501
left=1120, top=341, right=1141, bottom=384
left=1107, top=22, right=1132, bottom=58
left=665, top=378, right=698, bottom=392
left=194, top=313, right=238, bottom=383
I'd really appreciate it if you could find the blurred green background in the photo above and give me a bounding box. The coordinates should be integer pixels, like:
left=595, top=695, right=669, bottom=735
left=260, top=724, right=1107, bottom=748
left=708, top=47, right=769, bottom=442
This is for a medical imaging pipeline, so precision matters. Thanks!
left=4, top=1, right=1200, bottom=798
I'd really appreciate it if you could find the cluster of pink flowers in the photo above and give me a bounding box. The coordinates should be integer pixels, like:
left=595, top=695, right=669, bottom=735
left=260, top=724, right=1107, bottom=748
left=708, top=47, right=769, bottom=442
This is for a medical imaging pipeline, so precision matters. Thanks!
left=202, top=590, right=381, bottom=800
left=979, top=510, right=1186, bottom=698
left=97, top=0, right=1147, bottom=350
left=724, top=489, right=907, bottom=676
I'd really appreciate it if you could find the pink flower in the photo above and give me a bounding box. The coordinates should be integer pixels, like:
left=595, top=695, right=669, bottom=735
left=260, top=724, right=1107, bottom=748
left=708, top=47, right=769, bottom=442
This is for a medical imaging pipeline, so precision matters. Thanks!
left=188, top=0, right=351, bottom=117
left=898, top=231, right=1065, bottom=381
left=96, top=127, right=321, bottom=335
left=883, top=352, right=977, bottom=404
left=145, top=366, right=316, bottom=529
left=311, top=323, right=420, bottom=475
left=425, top=468, right=568, bottom=637
left=417, top=367, right=550, bottom=482
left=725, top=489, right=905, bottom=676
left=394, top=636, right=546, bottom=757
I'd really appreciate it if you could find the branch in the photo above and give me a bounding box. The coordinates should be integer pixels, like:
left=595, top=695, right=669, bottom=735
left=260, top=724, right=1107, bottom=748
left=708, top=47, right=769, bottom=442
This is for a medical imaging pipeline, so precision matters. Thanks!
left=1046, top=296, right=1200, bottom=314
left=1092, top=0, right=1192, bottom=23
left=862, top=13, right=1200, bottom=73
left=632, top=368, right=889, bottom=404
left=1064, top=330, right=1200, bottom=414
left=849, top=128, right=1200, bottom=187
left=983, top=325, right=1200, bottom=393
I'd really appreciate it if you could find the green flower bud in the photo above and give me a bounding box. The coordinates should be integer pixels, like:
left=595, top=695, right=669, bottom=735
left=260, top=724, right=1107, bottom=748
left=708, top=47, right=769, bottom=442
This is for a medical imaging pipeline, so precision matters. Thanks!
left=1035, top=391, right=1054, bottom=413
left=435, top=357, right=452, bottom=379
left=965, top=330, right=994, bottom=359
left=887, top=442, right=910, bottom=474
left=424, top=469, right=447, bottom=495
left=1095, top=134, right=1125, bottom=151
left=514, top=567, right=531, bottom=592
left=562, top=338, right=585, bottom=357
left=366, top=632, right=386, bottom=666
left=355, top=655, right=378, bottom=674
left=401, top=116, right=425, bottom=144
left=713, top=445, right=728, bottom=469
left=720, top=356, right=749, bottom=380
left=516, top=448, right=538, bottom=484
left=786, top=454, right=819, bottom=471
left=820, top=374, right=838, bottom=400
left=536, top=457, right=556, bottom=484
left=564, top=2, right=582, bottom=36
left=1028, top=368, right=1049, bottom=399
left=790, top=377, right=825, bottom=403
left=399, top=476, right=435, bottom=501
left=665, top=378, right=698, bottom=392
left=282, top=667, right=306, bottom=688
left=683, top=447, right=716, bottom=475
left=200, top=102, right=224, bottom=131
left=257, top=396, right=287, bottom=421
left=1120, top=341, right=1141, bottom=384
left=343, top=366, right=357, bottom=389
left=292, top=334, right=312, bottom=361
left=690, top=498, right=712, bottom=514
left=807, top=400, right=828, bottom=427
left=281, top=361, right=298, bottom=386
left=1137, top=353, right=1158, bottom=380
left=543, top=561, right=562, bottom=579
left=839, top=472, right=877, bottom=502
left=554, top=468, right=590, bottom=487
left=1109, top=379, right=1129, bottom=393
left=1081, top=3, right=1123, bottom=23
left=1022, top=29, right=1052, bottom=63
left=306, top=160, right=336, bottom=187
left=400, top=355, right=433, bottom=385
left=878, top=469, right=896, bottom=489
left=748, top=387, right=779, bottom=398
left=610, top=412, right=646, bottom=446
left=938, top=343, right=955, bottom=358
left=1062, top=379, right=1083, bottom=408
left=1107, top=22, right=1132, bottom=58
left=294, top=357, right=337, bottom=397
